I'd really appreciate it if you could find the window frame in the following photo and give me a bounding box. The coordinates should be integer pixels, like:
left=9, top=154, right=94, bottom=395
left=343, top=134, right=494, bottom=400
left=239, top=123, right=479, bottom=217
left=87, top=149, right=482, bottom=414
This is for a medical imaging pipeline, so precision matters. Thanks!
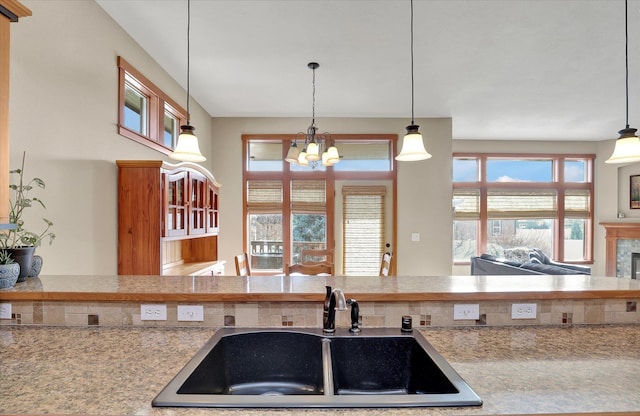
left=242, top=134, right=398, bottom=275
left=117, top=56, right=187, bottom=155
left=453, top=153, right=595, bottom=265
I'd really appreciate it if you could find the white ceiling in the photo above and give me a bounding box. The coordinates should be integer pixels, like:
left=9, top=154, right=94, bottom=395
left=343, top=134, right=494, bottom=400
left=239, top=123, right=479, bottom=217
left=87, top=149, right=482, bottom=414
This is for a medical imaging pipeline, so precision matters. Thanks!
left=96, top=0, right=640, bottom=141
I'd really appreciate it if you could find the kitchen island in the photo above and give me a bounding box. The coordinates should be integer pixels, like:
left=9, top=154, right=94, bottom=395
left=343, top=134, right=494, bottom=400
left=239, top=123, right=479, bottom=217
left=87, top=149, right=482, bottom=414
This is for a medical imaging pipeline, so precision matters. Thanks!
left=1, top=324, right=639, bottom=415
left=1, top=273, right=640, bottom=415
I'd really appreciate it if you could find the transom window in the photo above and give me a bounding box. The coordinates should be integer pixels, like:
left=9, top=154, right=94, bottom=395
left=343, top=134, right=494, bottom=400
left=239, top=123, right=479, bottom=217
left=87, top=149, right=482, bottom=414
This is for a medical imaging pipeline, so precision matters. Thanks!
left=117, top=56, right=186, bottom=155
left=453, top=154, right=594, bottom=264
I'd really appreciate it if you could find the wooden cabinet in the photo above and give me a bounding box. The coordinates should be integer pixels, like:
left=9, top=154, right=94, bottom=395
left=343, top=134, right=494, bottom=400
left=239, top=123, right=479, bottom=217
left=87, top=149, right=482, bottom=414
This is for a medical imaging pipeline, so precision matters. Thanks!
left=117, top=160, right=223, bottom=275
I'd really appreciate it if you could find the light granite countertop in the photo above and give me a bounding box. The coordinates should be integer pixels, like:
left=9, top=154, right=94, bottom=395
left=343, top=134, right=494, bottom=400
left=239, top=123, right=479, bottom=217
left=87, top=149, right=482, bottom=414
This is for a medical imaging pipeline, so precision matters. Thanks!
left=3, top=274, right=640, bottom=302
left=1, top=324, right=639, bottom=416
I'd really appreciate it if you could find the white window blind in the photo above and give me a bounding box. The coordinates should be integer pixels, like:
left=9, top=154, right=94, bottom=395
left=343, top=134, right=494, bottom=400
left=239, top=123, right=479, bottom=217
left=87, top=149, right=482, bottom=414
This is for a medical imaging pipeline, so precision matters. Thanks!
left=453, top=189, right=480, bottom=220
left=246, top=180, right=282, bottom=211
left=487, top=190, right=557, bottom=219
left=564, top=189, right=590, bottom=218
left=342, top=186, right=386, bottom=276
left=291, top=180, right=325, bottom=212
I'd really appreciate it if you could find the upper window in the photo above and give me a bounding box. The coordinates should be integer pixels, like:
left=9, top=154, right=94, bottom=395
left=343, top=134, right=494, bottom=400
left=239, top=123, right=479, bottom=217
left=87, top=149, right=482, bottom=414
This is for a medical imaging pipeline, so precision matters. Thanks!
left=453, top=153, right=594, bottom=264
left=245, top=136, right=395, bottom=173
left=117, top=56, right=186, bottom=155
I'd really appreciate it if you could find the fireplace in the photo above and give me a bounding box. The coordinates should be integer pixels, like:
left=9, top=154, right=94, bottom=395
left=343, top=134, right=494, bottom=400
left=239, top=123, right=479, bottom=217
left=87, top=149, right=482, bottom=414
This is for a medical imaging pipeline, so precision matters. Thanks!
left=601, top=222, right=640, bottom=277
left=632, top=253, right=640, bottom=280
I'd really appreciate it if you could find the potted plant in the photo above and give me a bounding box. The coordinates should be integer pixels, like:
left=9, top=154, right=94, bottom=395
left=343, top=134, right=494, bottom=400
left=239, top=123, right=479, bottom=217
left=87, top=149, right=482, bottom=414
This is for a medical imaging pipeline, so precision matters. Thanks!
left=0, top=249, right=20, bottom=289
left=0, top=152, right=55, bottom=282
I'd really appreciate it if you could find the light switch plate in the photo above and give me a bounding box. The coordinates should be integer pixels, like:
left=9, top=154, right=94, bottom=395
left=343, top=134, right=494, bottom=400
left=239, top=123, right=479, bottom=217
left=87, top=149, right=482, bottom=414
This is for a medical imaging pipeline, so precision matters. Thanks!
left=177, top=305, right=204, bottom=321
left=0, top=303, right=11, bottom=319
left=453, top=304, right=480, bottom=320
left=411, top=232, right=420, bottom=242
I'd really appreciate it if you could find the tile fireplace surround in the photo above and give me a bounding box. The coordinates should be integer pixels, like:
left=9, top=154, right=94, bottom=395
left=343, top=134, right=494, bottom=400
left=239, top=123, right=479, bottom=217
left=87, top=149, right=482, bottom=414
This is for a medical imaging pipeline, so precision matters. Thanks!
left=602, top=222, right=640, bottom=278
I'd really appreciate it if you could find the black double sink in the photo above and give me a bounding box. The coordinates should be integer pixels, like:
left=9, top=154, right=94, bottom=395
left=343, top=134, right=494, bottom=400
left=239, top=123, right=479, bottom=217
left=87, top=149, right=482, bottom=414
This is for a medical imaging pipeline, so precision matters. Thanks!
left=152, top=328, right=482, bottom=408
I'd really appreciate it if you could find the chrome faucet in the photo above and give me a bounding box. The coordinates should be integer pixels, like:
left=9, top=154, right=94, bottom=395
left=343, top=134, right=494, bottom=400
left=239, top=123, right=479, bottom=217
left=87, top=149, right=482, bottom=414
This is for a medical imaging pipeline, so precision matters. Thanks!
left=323, top=286, right=346, bottom=333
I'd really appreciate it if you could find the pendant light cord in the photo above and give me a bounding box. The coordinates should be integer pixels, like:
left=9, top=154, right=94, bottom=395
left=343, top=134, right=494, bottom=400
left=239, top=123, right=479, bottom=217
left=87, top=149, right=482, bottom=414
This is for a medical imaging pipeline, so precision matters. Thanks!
left=410, top=0, right=415, bottom=125
left=625, top=0, right=629, bottom=129
left=186, top=0, right=191, bottom=125
left=312, top=65, right=316, bottom=126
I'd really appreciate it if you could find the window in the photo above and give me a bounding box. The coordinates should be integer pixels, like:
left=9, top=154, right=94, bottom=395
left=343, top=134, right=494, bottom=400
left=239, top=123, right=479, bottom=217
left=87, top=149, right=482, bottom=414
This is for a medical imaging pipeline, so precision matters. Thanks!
left=453, top=154, right=594, bottom=263
left=242, top=134, right=397, bottom=275
left=342, top=186, right=386, bottom=276
left=117, top=56, right=186, bottom=155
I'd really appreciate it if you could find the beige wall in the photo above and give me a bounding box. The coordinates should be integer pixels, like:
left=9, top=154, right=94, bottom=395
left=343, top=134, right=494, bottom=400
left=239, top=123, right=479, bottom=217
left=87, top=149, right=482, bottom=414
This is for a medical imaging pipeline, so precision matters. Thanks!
left=9, top=0, right=213, bottom=275
left=9, top=0, right=629, bottom=278
left=211, top=117, right=454, bottom=276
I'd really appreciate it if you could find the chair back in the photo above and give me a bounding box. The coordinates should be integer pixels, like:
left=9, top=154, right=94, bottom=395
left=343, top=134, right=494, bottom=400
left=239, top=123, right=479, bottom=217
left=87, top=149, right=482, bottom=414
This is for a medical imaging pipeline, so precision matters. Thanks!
left=300, top=248, right=334, bottom=264
left=235, top=252, right=251, bottom=277
left=285, top=262, right=334, bottom=276
left=379, top=252, right=392, bottom=276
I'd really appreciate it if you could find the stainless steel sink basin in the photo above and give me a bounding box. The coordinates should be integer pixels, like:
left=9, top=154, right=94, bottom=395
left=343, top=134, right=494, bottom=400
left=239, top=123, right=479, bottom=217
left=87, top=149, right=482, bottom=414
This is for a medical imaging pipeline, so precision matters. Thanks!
left=152, top=328, right=482, bottom=408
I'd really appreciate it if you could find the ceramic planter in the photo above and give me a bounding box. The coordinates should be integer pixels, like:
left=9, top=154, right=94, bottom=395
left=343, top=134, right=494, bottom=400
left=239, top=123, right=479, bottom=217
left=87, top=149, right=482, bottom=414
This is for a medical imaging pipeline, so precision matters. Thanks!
left=0, top=263, right=20, bottom=289
left=7, top=246, right=35, bottom=282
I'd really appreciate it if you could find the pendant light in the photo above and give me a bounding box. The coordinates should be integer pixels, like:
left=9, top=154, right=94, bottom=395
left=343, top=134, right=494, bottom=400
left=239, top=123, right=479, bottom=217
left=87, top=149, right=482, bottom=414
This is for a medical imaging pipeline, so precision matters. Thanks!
left=170, top=0, right=206, bottom=163
left=396, top=0, right=432, bottom=162
left=606, top=0, right=640, bottom=164
left=285, top=62, right=339, bottom=169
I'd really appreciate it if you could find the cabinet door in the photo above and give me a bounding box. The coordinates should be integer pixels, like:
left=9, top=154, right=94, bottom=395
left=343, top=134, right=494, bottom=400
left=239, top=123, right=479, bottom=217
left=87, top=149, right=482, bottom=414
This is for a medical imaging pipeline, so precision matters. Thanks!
left=206, top=181, right=219, bottom=234
left=189, top=172, right=207, bottom=235
left=164, top=171, right=188, bottom=237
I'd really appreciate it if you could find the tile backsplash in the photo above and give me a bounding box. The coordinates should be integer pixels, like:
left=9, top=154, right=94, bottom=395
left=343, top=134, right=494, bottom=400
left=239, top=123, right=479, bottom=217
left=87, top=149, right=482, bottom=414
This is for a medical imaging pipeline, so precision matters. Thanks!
left=2, top=298, right=638, bottom=328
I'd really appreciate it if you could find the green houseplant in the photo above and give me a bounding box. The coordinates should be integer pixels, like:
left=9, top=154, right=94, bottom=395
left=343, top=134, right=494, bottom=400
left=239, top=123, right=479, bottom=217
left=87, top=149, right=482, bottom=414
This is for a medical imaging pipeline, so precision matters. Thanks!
left=0, top=152, right=55, bottom=281
left=0, top=249, right=20, bottom=289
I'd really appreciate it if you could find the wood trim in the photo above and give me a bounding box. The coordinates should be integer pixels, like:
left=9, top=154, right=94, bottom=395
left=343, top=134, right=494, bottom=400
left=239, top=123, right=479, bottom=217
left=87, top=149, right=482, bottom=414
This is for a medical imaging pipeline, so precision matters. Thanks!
left=0, top=0, right=31, bottom=20
left=0, top=16, right=10, bottom=225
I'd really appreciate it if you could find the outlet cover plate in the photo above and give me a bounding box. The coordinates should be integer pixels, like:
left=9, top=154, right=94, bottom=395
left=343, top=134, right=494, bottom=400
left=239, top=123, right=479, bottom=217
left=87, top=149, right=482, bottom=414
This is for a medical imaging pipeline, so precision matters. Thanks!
left=453, top=304, right=480, bottom=320
left=177, top=305, right=204, bottom=322
left=511, top=303, right=537, bottom=319
left=0, top=303, right=11, bottom=319
left=140, top=304, right=167, bottom=321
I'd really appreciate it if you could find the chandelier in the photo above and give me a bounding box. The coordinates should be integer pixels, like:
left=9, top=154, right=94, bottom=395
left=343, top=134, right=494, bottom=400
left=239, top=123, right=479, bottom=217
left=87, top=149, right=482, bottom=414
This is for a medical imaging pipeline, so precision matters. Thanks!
left=285, top=62, right=339, bottom=169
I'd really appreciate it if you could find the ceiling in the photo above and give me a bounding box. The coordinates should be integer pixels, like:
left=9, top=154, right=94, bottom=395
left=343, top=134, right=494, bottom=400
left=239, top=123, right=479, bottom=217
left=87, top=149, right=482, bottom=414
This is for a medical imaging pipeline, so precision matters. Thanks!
left=95, top=0, right=640, bottom=141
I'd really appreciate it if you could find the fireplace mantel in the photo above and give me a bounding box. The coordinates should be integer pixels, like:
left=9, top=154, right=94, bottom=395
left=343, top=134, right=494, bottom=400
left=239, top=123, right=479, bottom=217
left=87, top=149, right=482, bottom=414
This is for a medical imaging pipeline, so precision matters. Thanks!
left=601, top=222, right=640, bottom=277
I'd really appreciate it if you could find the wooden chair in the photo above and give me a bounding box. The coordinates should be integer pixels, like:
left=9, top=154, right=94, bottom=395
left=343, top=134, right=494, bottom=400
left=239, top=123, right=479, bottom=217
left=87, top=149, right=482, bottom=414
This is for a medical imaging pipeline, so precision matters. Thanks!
left=285, top=262, right=334, bottom=276
left=300, top=248, right=334, bottom=265
left=235, top=252, right=251, bottom=277
left=379, top=252, right=392, bottom=277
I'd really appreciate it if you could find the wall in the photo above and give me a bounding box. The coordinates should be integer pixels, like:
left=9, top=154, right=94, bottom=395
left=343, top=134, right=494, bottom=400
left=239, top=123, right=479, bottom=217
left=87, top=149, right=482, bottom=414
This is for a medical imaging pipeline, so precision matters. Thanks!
left=9, top=0, right=630, bottom=278
left=211, top=117, right=454, bottom=276
left=9, top=0, right=213, bottom=275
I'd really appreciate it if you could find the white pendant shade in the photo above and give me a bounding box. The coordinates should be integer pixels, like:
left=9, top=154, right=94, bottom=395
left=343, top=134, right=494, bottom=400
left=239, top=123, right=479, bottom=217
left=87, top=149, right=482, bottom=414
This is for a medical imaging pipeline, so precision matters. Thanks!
left=297, top=150, right=309, bottom=166
left=306, top=141, right=320, bottom=161
left=396, top=126, right=432, bottom=161
left=605, top=129, right=640, bottom=164
left=285, top=144, right=300, bottom=163
left=325, top=145, right=340, bottom=165
left=170, top=126, right=206, bottom=162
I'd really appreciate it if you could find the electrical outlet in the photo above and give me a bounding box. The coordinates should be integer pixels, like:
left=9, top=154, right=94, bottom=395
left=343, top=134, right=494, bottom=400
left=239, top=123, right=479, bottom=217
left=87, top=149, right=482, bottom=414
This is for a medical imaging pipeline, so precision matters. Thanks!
left=140, top=304, right=167, bottom=321
left=177, top=305, right=204, bottom=322
left=511, top=303, right=537, bottom=319
left=0, top=303, right=11, bottom=319
left=453, top=304, right=480, bottom=320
